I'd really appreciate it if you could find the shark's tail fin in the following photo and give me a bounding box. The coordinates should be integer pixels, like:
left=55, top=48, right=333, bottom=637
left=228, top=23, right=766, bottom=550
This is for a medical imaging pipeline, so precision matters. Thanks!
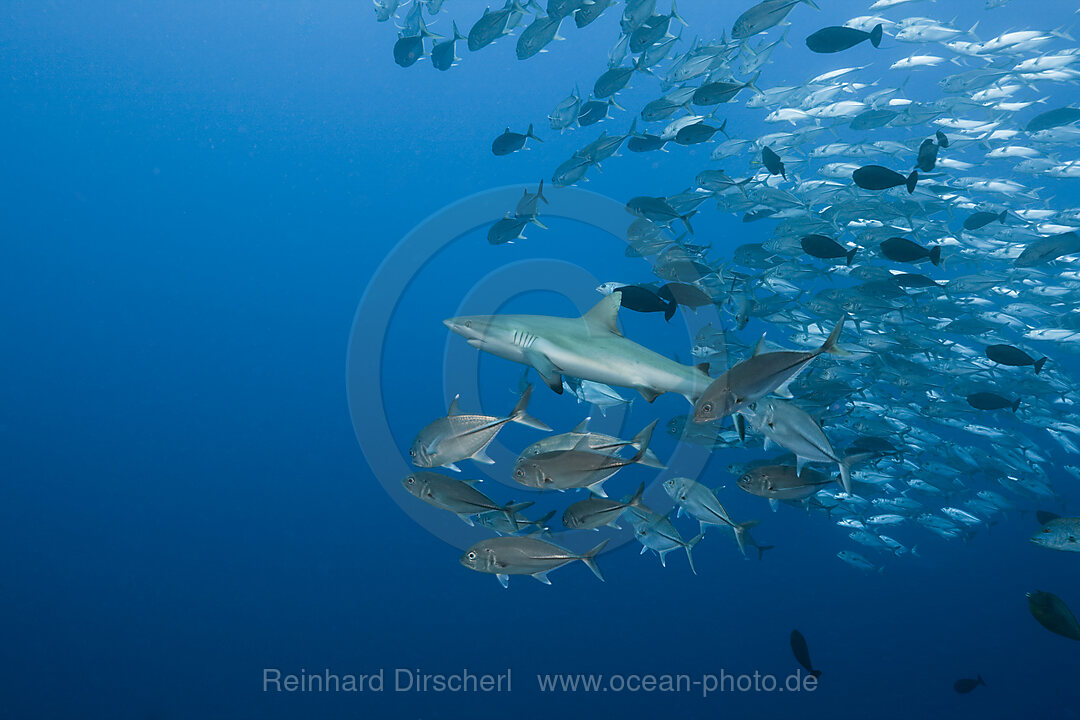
left=510, top=384, right=552, bottom=431
left=580, top=539, right=610, bottom=581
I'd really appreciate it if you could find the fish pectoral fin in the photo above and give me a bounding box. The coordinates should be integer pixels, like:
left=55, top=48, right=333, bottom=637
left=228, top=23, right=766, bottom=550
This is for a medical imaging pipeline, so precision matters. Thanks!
left=524, top=349, right=564, bottom=394
left=444, top=463, right=462, bottom=472
left=456, top=513, right=476, bottom=526
left=588, top=481, right=608, bottom=498
left=531, top=571, right=553, bottom=585
left=769, top=498, right=779, bottom=512
left=496, top=574, right=510, bottom=589
left=471, top=447, right=496, bottom=464
left=636, top=386, right=662, bottom=403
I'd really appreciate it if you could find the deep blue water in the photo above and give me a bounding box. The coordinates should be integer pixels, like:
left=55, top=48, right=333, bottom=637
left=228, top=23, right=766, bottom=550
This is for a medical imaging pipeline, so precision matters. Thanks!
left=3, top=1, right=1080, bottom=718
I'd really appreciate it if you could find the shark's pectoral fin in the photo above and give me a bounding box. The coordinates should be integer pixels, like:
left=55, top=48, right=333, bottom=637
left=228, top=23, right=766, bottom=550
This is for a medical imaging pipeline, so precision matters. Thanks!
left=637, top=386, right=662, bottom=403
left=524, top=349, right=563, bottom=394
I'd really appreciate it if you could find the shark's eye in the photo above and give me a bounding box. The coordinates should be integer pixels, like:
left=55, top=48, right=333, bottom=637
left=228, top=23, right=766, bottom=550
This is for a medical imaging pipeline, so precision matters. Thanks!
left=464, top=320, right=473, bottom=328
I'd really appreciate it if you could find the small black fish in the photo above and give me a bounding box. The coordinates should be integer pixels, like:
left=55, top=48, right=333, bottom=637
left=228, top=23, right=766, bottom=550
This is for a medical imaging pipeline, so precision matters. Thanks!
left=805, top=23, right=883, bottom=53
left=963, top=210, right=1008, bottom=231
left=894, top=273, right=940, bottom=289
left=789, top=630, right=822, bottom=679
left=935, top=130, right=949, bottom=148
left=853, top=165, right=918, bottom=194
left=801, top=234, right=856, bottom=265
left=430, top=22, right=465, bottom=71
left=393, top=34, right=426, bottom=67
left=916, top=138, right=939, bottom=172
left=578, top=98, right=617, bottom=126
left=627, top=133, right=667, bottom=153
left=492, top=124, right=541, bottom=156
left=762, top=146, right=786, bottom=179
left=659, top=282, right=713, bottom=309
left=966, top=392, right=1020, bottom=412
left=880, top=237, right=941, bottom=265
left=953, top=675, right=985, bottom=694
left=985, top=344, right=1047, bottom=373
left=616, top=285, right=676, bottom=321
left=674, top=123, right=722, bottom=146
left=850, top=108, right=897, bottom=131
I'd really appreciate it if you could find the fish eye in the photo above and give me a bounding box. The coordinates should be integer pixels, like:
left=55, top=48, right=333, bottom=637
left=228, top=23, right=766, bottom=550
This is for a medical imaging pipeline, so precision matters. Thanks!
left=514, top=469, right=524, bottom=477
left=467, top=551, right=476, bottom=560
left=409, top=449, right=416, bottom=457
left=1043, top=528, right=1051, bottom=533
left=749, top=402, right=757, bottom=411
left=464, top=320, right=473, bottom=328
left=406, top=476, right=414, bottom=484
left=1070, top=536, right=1077, bottom=543
left=702, top=403, right=713, bottom=413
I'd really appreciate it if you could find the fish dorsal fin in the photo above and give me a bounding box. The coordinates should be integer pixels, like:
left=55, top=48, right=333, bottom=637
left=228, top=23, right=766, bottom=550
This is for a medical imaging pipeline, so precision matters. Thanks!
left=448, top=395, right=462, bottom=415
left=582, top=294, right=623, bottom=336
left=572, top=434, right=593, bottom=451
left=752, top=335, right=767, bottom=356
left=571, top=417, right=591, bottom=433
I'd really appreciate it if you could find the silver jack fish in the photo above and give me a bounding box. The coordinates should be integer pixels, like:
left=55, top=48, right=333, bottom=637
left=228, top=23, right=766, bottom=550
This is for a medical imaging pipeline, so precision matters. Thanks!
left=460, top=536, right=609, bottom=588
left=410, top=385, right=550, bottom=471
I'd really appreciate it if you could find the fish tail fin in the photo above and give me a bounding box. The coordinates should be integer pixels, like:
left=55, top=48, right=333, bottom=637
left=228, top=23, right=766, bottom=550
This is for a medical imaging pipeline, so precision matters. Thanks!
left=681, top=210, right=696, bottom=235
left=977, top=674, right=985, bottom=686
left=580, top=539, right=610, bottom=581
left=452, top=21, right=465, bottom=41
left=510, top=384, right=552, bottom=430
left=929, top=245, right=942, bottom=266
left=839, top=459, right=853, bottom=495
left=998, top=209, right=1007, bottom=224
left=628, top=482, right=646, bottom=508
left=870, top=23, right=883, bottom=48
left=747, top=71, right=762, bottom=96
left=719, top=118, right=730, bottom=138
left=1012, top=398, right=1021, bottom=412
left=756, top=544, right=775, bottom=561
left=664, top=300, right=676, bottom=321
left=906, top=169, right=918, bottom=194
left=846, top=247, right=857, bottom=266
left=819, top=314, right=851, bottom=356
left=1035, top=357, right=1047, bottom=374
left=801, top=0, right=820, bottom=9
left=685, top=533, right=705, bottom=575
left=536, top=178, right=548, bottom=204
left=670, top=0, right=686, bottom=26
left=629, top=420, right=659, bottom=464
left=527, top=123, right=542, bottom=142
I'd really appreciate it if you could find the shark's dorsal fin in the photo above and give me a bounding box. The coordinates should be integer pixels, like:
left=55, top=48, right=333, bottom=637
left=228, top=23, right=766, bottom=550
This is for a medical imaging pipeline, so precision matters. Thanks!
left=582, top=294, right=623, bottom=336
left=571, top=417, right=591, bottom=433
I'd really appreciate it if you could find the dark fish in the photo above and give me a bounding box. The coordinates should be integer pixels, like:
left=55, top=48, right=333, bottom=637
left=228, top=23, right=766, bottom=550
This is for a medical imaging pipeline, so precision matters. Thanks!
left=963, top=210, right=1008, bottom=231
left=966, top=392, right=1020, bottom=412
left=789, top=630, right=822, bottom=679
left=693, top=76, right=759, bottom=106
left=1026, top=106, right=1080, bottom=133
left=935, top=130, right=949, bottom=148
left=916, top=138, right=939, bottom=172
left=762, top=146, right=786, bottom=179
left=492, top=124, right=541, bottom=156
left=801, top=234, right=856, bottom=265
left=880, top=237, right=941, bottom=265
left=853, top=165, right=918, bottom=193
left=953, top=676, right=985, bottom=694
left=594, top=66, right=635, bottom=98
left=616, top=285, right=676, bottom=321
left=517, top=14, right=564, bottom=60
left=805, top=24, right=882, bottom=53
left=674, top=122, right=723, bottom=146
left=627, top=132, right=668, bottom=152
left=1027, top=590, right=1080, bottom=641
left=850, top=108, right=897, bottom=131
left=659, top=282, right=713, bottom=309
left=578, top=98, right=618, bottom=126
left=626, top=196, right=695, bottom=233
left=487, top=214, right=531, bottom=245
left=628, top=2, right=684, bottom=53
left=738, top=465, right=832, bottom=501
left=894, top=273, right=940, bottom=289
left=430, top=22, right=465, bottom=70
left=574, top=0, right=614, bottom=27
left=551, top=155, right=591, bottom=187
left=468, top=4, right=514, bottom=51
left=985, top=344, right=1047, bottom=373
left=393, top=34, right=425, bottom=67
